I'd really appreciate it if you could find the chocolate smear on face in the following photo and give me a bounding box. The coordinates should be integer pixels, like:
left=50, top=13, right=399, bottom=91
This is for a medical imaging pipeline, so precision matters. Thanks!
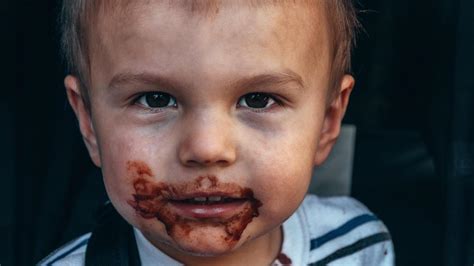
left=126, top=160, right=262, bottom=247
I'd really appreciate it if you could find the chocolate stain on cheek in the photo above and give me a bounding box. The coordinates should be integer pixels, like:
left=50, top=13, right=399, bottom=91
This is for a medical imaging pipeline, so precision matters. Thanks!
left=125, top=160, right=263, bottom=247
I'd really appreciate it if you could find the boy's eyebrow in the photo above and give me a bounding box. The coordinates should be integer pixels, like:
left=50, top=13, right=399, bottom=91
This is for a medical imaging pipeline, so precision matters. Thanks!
left=232, top=69, right=305, bottom=91
left=108, top=72, right=185, bottom=91
left=107, top=69, right=305, bottom=91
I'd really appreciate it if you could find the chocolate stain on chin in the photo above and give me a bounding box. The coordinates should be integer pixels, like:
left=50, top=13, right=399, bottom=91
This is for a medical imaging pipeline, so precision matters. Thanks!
left=125, top=160, right=263, bottom=247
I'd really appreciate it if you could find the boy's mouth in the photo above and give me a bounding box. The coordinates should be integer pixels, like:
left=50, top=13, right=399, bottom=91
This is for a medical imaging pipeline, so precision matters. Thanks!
left=168, top=195, right=250, bottom=220
left=177, top=196, right=242, bottom=203
left=130, top=180, right=258, bottom=220
left=125, top=160, right=262, bottom=246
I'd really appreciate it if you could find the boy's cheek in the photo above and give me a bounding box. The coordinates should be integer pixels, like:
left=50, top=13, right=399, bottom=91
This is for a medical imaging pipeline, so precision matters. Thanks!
left=257, top=180, right=308, bottom=219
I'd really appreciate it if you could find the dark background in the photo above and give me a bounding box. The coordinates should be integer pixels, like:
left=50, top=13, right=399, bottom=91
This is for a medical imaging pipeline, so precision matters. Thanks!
left=2, top=0, right=473, bottom=265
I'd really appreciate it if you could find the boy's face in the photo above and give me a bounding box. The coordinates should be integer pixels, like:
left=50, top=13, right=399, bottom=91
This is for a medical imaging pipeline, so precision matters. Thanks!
left=66, top=1, right=353, bottom=261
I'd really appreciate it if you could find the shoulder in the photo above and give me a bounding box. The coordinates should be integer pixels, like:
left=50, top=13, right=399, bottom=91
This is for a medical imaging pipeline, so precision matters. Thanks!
left=299, top=194, right=395, bottom=265
left=38, top=233, right=91, bottom=266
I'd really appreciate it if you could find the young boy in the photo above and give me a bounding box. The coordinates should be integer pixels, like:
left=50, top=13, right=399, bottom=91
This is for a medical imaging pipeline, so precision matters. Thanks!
left=40, top=0, right=394, bottom=265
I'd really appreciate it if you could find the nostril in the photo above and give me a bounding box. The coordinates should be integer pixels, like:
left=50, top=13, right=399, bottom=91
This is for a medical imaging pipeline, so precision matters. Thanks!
left=216, top=160, right=230, bottom=166
left=184, top=159, right=230, bottom=167
left=185, top=160, right=200, bottom=167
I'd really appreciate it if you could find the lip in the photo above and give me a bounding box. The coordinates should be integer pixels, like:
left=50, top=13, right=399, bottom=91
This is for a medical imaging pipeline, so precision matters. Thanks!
left=168, top=199, right=249, bottom=220
left=128, top=175, right=261, bottom=222
left=169, top=191, right=250, bottom=200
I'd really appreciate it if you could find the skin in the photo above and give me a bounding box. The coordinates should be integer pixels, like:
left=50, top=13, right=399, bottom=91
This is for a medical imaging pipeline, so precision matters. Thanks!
left=65, top=1, right=354, bottom=265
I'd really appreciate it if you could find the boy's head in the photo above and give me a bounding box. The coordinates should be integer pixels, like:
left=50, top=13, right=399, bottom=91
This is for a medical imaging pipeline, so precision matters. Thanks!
left=63, top=0, right=358, bottom=263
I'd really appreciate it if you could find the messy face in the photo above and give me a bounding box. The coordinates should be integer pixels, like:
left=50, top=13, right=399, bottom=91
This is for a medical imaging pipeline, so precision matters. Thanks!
left=126, top=160, right=262, bottom=252
left=70, top=0, right=347, bottom=261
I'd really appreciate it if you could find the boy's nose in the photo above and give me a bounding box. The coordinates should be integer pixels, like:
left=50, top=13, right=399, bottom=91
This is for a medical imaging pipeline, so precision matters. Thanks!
left=177, top=113, right=237, bottom=168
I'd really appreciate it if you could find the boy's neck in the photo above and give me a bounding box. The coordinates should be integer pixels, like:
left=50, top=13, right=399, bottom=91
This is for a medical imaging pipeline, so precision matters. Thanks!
left=150, top=226, right=283, bottom=266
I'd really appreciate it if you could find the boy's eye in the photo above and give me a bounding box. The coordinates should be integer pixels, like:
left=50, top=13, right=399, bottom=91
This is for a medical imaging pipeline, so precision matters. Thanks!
left=238, top=93, right=276, bottom=109
left=136, top=92, right=177, bottom=108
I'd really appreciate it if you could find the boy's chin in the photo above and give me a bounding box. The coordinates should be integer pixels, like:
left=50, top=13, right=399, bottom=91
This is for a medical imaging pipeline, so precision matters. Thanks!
left=170, top=225, right=246, bottom=256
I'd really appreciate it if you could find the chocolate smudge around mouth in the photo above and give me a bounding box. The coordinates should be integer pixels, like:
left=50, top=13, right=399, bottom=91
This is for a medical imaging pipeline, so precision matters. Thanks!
left=125, top=160, right=263, bottom=246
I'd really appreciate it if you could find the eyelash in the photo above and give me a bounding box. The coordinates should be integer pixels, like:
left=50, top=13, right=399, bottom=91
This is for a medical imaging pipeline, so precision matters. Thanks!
left=132, top=92, right=283, bottom=113
left=131, top=92, right=175, bottom=113
left=239, top=94, right=283, bottom=113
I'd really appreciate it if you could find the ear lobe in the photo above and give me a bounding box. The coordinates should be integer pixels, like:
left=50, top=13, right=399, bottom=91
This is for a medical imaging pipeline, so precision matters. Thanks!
left=64, top=75, right=102, bottom=167
left=314, top=75, right=354, bottom=166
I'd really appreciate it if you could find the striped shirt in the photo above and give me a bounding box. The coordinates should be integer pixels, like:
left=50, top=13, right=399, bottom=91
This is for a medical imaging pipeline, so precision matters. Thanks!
left=39, top=195, right=394, bottom=265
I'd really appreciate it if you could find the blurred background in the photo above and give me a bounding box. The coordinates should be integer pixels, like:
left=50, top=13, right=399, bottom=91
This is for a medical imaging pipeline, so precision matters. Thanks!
left=2, top=0, right=473, bottom=265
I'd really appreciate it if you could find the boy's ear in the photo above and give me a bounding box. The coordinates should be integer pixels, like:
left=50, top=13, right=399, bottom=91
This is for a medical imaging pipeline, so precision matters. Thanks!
left=64, top=75, right=102, bottom=167
left=314, top=75, right=354, bottom=166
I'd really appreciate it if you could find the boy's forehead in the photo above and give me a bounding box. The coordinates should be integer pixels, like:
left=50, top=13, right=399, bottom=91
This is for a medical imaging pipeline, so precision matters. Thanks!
left=89, top=0, right=332, bottom=88
left=91, top=0, right=326, bottom=17
left=92, top=0, right=328, bottom=40
left=91, top=0, right=330, bottom=47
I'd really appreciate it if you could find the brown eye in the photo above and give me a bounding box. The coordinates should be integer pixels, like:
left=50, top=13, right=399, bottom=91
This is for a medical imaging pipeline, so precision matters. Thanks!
left=239, top=93, right=275, bottom=109
left=137, top=92, right=177, bottom=108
